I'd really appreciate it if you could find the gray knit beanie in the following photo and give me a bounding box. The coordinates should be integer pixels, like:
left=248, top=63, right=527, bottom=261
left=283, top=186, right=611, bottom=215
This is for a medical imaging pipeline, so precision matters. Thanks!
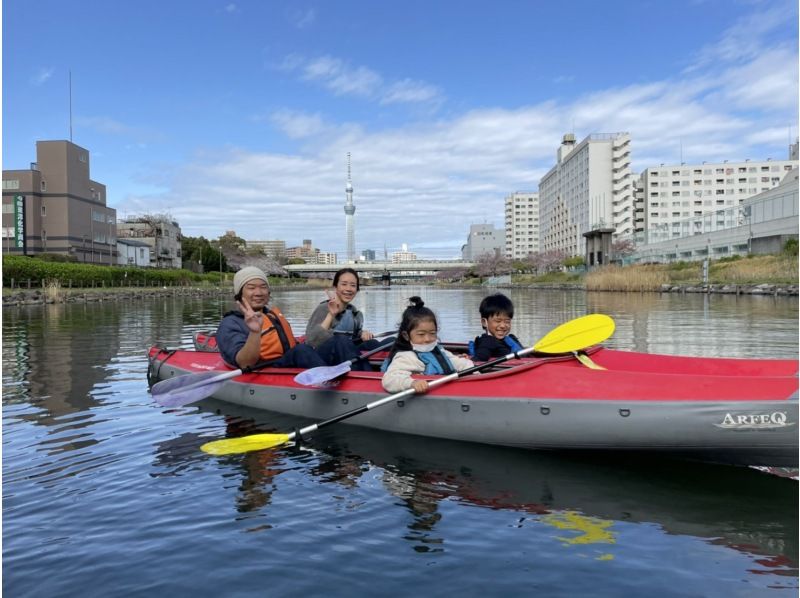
left=233, top=266, right=269, bottom=295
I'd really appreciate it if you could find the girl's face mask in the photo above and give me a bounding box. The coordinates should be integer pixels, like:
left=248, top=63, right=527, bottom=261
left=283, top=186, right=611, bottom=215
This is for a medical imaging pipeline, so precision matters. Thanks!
left=411, top=341, right=438, bottom=353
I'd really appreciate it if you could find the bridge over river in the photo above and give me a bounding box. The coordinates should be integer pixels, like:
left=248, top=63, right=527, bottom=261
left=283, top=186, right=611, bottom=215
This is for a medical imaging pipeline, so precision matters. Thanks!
left=285, top=260, right=474, bottom=279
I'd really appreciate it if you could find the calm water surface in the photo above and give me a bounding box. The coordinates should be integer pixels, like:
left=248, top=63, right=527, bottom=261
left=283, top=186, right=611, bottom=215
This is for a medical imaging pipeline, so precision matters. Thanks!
left=3, top=287, right=798, bottom=597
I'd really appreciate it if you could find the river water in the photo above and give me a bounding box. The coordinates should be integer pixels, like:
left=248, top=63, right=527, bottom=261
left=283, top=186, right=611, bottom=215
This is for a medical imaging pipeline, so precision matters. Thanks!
left=2, top=287, right=798, bottom=597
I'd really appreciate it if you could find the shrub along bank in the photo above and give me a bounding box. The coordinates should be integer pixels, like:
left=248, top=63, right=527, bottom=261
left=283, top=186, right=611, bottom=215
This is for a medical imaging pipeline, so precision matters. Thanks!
left=2, top=255, right=222, bottom=288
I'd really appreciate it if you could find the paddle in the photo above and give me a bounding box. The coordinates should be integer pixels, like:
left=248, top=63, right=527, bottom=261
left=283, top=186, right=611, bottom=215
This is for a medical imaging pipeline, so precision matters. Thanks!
left=574, top=351, right=606, bottom=370
left=152, top=329, right=398, bottom=407
left=294, top=338, right=395, bottom=386
left=152, top=359, right=278, bottom=408
left=199, top=313, right=615, bottom=456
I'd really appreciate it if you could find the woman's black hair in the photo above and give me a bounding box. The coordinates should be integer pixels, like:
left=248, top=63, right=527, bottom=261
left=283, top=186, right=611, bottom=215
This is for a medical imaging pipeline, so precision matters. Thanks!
left=333, top=267, right=360, bottom=291
left=387, top=296, right=438, bottom=360
left=479, top=293, right=514, bottom=319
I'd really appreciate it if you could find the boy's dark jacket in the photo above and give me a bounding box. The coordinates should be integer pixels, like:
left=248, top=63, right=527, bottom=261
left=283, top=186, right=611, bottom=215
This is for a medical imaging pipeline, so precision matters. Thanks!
left=471, top=333, right=523, bottom=361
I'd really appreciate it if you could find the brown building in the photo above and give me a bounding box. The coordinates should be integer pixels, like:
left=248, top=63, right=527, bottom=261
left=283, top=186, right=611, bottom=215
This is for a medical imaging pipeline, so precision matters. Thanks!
left=2, top=140, right=117, bottom=264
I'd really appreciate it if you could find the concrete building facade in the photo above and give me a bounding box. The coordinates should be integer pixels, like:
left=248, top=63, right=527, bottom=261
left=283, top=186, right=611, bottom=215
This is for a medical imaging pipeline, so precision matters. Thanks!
left=286, top=239, right=317, bottom=261
left=629, top=169, right=798, bottom=263
left=116, top=216, right=182, bottom=269
left=461, top=223, right=504, bottom=261
left=504, top=191, right=539, bottom=259
left=638, top=157, right=797, bottom=244
left=248, top=239, right=287, bottom=261
left=538, top=133, right=634, bottom=256
left=2, top=140, right=117, bottom=264
left=117, top=239, right=152, bottom=267
left=391, top=244, right=417, bottom=263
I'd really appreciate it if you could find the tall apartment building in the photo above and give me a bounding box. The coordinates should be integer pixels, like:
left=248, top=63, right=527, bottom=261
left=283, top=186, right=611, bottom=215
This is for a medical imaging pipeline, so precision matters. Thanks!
left=461, top=223, right=504, bottom=260
left=639, top=157, right=797, bottom=243
left=538, top=133, right=634, bottom=256
left=316, top=251, right=338, bottom=265
left=248, top=239, right=287, bottom=261
left=391, top=244, right=417, bottom=263
left=2, top=140, right=117, bottom=264
left=504, top=191, right=539, bottom=259
left=116, top=215, right=182, bottom=269
left=286, top=239, right=316, bottom=261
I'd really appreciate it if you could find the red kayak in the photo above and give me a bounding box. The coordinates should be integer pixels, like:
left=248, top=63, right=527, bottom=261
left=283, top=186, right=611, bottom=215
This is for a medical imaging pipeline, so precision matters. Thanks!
left=148, top=338, right=798, bottom=467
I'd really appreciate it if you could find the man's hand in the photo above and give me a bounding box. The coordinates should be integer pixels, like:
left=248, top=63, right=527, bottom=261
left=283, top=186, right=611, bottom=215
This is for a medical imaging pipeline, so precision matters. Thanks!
left=238, top=297, right=264, bottom=334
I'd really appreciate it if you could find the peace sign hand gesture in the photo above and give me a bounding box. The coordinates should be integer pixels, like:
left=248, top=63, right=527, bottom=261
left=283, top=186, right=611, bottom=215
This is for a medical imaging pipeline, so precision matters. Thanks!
left=238, top=297, right=264, bottom=334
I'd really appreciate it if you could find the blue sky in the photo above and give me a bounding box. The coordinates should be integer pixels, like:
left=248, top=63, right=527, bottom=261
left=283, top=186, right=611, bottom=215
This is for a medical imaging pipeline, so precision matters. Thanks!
left=3, top=0, right=798, bottom=258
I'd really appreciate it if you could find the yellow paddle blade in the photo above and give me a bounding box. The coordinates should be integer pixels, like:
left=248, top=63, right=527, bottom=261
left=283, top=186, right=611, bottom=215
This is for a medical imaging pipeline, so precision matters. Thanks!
left=574, top=352, right=607, bottom=370
left=200, top=433, right=292, bottom=455
left=534, top=314, right=614, bottom=354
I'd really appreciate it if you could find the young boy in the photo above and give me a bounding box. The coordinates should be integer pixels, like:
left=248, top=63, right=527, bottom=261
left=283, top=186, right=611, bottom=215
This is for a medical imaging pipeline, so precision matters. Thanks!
left=470, top=293, right=525, bottom=361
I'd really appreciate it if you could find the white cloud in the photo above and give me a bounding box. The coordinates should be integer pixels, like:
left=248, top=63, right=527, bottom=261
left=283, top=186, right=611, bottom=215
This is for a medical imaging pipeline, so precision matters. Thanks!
left=300, top=56, right=383, bottom=97
left=269, top=109, right=326, bottom=139
left=30, top=67, right=55, bottom=86
left=283, top=54, right=443, bottom=106
left=122, top=8, right=798, bottom=258
left=287, top=7, right=315, bottom=29
left=686, top=3, right=788, bottom=69
left=381, top=79, right=444, bottom=106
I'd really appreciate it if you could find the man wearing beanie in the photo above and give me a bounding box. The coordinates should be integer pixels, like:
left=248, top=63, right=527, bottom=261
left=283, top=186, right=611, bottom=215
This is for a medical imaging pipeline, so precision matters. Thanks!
left=216, top=266, right=326, bottom=370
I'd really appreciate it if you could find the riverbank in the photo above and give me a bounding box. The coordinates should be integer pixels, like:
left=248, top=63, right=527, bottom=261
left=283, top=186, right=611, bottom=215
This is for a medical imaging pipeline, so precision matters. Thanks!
left=3, top=280, right=797, bottom=306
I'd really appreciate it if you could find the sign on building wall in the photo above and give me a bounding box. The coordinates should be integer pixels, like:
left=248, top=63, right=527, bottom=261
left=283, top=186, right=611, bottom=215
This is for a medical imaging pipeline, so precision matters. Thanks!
left=13, top=194, right=26, bottom=250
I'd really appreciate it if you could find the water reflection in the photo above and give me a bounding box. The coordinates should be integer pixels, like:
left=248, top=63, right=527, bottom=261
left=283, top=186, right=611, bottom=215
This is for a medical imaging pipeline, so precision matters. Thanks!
left=3, top=291, right=797, bottom=596
left=169, top=398, right=797, bottom=576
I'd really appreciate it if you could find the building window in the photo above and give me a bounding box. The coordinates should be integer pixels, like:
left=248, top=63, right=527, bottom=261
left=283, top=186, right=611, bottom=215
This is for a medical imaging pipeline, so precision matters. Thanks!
left=41, top=205, right=46, bottom=217
left=41, top=180, right=47, bottom=191
left=2, top=203, right=14, bottom=214
left=2, top=179, right=20, bottom=190
left=79, top=154, right=88, bottom=163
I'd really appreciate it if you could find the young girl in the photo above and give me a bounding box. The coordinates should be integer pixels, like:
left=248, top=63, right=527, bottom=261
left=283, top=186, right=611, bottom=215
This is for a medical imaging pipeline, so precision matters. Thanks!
left=382, top=296, right=474, bottom=394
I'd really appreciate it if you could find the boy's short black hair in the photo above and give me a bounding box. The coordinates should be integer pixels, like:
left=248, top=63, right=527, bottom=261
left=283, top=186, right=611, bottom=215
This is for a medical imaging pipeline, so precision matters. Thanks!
left=479, top=293, right=514, bottom=319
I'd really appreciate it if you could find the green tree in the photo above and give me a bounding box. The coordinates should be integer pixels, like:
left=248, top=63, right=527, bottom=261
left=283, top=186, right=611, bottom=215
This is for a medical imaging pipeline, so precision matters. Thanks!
left=182, top=236, right=228, bottom=272
left=563, top=255, right=585, bottom=269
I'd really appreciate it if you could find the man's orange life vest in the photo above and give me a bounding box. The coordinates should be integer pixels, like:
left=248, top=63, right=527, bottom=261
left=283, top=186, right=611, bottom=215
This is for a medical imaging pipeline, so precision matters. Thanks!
left=259, top=306, right=297, bottom=361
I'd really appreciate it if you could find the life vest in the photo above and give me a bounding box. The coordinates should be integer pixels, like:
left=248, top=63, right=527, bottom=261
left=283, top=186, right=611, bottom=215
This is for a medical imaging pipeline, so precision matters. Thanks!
left=416, top=346, right=456, bottom=375
left=380, top=345, right=456, bottom=375
left=332, top=305, right=357, bottom=338
left=259, top=307, right=297, bottom=361
left=504, top=334, right=523, bottom=352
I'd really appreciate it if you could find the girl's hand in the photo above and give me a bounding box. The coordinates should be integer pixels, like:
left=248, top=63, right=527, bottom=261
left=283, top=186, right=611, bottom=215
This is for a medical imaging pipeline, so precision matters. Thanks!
left=360, top=329, right=374, bottom=341
left=238, top=298, right=264, bottom=334
left=411, top=379, right=429, bottom=394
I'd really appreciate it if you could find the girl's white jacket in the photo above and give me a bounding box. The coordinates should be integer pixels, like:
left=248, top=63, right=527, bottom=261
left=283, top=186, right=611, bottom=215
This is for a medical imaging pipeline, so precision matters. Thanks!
left=381, top=348, right=474, bottom=393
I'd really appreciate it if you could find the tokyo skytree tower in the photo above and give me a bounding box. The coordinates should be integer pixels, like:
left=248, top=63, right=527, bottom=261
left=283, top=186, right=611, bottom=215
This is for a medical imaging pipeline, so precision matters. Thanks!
left=344, top=152, right=356, bottom=261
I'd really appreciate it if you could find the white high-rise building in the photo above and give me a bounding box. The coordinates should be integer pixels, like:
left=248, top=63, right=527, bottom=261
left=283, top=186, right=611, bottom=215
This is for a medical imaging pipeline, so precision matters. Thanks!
left=391, top=243, right=417, bottom=263
left=638, top=158, right=797, bottom=243
left=539, top=133, right=634, bottom=255
left=504, top=191, right=539, bottom=259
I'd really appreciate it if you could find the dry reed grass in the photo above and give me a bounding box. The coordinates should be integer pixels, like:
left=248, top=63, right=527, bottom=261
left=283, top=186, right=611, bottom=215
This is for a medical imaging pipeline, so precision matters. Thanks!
left=43, top=279, right=64, bottom=302
left=710, top=255, right=799, bottom=284
left=585, top=265, right=669, bottom=292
